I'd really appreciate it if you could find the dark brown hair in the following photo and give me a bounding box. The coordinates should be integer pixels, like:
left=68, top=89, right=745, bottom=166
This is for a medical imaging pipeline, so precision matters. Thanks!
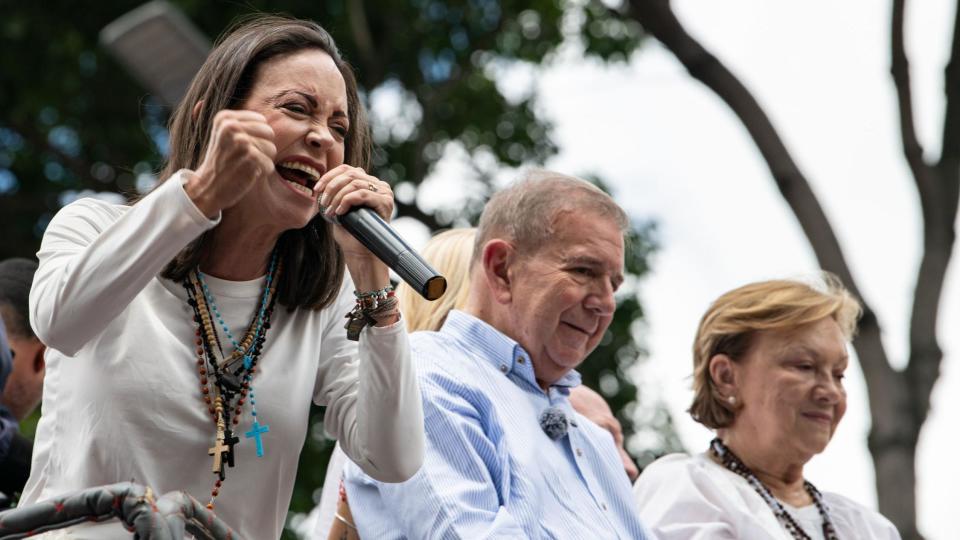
left=0, top=258, right=38, bottom=339
left=157, top=15, right=372, bottom=310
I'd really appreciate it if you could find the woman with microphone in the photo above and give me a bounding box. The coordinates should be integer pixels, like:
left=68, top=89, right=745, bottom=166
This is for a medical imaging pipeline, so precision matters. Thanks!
left=21, top=15, right=423, bottom=540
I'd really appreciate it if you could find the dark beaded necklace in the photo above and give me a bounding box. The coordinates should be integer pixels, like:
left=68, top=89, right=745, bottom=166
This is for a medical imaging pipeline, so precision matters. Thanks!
left=710, top=438, right=840, bottom=540
left=183, top=255, right=281, bottom=509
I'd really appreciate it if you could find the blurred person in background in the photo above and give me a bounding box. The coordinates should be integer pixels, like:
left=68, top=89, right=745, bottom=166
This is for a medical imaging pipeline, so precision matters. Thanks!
left=634, top=276, right=900, bottom=539
left=0, top=319, right=32, bottom=505
left=0, top=258, right=45, bottom=423
left=0, top=257, right=43, bottom=504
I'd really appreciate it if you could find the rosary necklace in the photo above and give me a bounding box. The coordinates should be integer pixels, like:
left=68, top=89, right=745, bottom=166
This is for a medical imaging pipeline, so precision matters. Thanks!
left=710, top=438, right=840, bottom=540
left=183, top=251, right=281, bottom=509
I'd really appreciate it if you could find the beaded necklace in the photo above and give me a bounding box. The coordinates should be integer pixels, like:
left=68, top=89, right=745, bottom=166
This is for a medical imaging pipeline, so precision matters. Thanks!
left=183, top=251, right=281, bottom=509
left=710, top=438, right=840, bottom=540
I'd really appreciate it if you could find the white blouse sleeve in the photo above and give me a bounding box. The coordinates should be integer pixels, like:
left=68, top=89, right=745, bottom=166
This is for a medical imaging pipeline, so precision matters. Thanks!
left=633, top=454, right=740, bottom=540
left=312, top=278, right=424, bottom=483
left=30, top=172, right=218, bottom=355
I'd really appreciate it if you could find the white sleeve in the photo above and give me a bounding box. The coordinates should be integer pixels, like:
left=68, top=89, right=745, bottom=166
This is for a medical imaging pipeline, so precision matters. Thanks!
left=633, top=456, right=739, bottom=540
left=312, top=280, right=424, bottom=483
left=29, top=171, right=218, bottom=355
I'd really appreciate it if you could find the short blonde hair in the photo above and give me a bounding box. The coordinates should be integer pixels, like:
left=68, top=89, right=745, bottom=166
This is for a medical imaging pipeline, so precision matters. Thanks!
left=397, top=228, right=477, bottom=332
left=689, top=273, right=862, bottom=429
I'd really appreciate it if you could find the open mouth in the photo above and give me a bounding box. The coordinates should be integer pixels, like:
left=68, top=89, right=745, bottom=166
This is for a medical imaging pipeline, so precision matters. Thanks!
left=276, top=161, right=320, bottom=196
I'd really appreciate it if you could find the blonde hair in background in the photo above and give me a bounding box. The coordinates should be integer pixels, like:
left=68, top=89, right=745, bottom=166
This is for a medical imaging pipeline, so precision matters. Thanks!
left=688, top=272, right=862, bottom=430
left=397, top=228, right=477, bottom=332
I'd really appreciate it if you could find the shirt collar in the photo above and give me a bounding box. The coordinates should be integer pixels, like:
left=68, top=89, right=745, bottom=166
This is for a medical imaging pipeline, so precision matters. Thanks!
left=441, top=310, right=581, bottom=391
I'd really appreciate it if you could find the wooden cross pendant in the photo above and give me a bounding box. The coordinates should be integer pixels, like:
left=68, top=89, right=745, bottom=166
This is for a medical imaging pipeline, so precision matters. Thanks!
left=209, top=437, right=230, bottom=479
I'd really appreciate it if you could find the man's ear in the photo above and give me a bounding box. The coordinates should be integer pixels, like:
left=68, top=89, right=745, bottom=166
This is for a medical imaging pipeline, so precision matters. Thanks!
left=192, top=100, right=204, bottom=121
left=480, top=239, right=515, bottom=305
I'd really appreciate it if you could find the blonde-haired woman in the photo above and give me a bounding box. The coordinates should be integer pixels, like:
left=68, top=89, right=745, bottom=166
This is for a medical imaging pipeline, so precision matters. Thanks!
left=634, top=275, right=900, bottom=539
left=394, top=227, right=476, bottom=334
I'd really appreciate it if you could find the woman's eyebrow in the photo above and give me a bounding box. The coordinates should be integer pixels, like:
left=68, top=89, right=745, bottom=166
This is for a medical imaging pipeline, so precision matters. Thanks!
left=268, top=89, right=318, bottom=107
left=269, top=90, right=349, bottom=123
left=778, top=344, right=849, bottom=364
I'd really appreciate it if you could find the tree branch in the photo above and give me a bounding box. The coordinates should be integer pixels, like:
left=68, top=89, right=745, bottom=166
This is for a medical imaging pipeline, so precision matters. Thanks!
left=891, top=0, right=936, bottom=196
left=899, top=0, right=960, bottom=420
left=939, top=0, right=960, bottom=172
left=627, top=0, right=893, bottom=377
left=346, top=0, right=383, bottom=84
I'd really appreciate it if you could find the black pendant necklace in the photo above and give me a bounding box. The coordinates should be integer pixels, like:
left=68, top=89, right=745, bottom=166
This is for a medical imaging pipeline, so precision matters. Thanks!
left=710, top=438, right=840, bottom=540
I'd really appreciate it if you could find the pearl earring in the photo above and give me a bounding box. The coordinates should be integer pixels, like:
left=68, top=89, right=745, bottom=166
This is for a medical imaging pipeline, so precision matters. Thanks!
left=727, top=395, right=736, bottom=405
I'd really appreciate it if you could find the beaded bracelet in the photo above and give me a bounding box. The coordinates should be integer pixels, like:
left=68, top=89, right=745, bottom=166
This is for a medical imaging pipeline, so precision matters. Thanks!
left=344, top=287, right=399, bottom=341
left=354, top=285, right=393, bottom=301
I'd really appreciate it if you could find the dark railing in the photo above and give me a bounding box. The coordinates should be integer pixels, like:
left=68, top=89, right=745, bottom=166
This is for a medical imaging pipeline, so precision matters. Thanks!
left=0, top=482, right=241, bottom=539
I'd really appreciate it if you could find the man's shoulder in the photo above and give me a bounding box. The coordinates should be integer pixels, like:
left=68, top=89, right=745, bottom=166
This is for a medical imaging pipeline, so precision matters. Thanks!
left=409, top=330, right=487, bottom=379
left=408, top=330, right=509, bottom=412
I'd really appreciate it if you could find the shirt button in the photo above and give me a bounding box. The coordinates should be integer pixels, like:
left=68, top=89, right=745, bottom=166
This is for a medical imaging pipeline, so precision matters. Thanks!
left=517, top=357, right=525, bottom=364
left=499, top=365, right=508, bottom=373
left=576, top=448, right=583, bottom=457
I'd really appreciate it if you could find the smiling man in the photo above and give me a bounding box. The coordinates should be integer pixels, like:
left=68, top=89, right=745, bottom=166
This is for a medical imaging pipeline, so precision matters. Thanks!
left=343, top=170, right=651, bottom=539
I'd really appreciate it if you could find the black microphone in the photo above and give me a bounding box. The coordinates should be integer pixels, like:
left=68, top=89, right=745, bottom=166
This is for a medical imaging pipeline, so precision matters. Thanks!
left=330, top=207, right=447, bottom=301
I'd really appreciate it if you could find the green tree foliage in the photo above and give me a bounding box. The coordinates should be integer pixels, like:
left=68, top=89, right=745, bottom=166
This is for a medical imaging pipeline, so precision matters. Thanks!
left=1, top=1, right=679, bottom=536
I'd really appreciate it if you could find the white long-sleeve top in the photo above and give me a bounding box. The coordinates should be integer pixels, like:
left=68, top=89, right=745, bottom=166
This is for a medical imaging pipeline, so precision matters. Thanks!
left=21, top=173, right=424, bottom=540
left=633, top=453, right=901, bottom=540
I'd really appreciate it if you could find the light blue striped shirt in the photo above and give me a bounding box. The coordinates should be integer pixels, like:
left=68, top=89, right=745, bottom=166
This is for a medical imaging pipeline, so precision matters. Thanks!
left=344, top=310, right=650, bottom=539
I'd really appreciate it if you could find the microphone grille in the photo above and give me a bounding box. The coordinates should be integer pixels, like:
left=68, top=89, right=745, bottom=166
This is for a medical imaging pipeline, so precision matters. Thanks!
left=395, top=251, right=446, bottom=300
